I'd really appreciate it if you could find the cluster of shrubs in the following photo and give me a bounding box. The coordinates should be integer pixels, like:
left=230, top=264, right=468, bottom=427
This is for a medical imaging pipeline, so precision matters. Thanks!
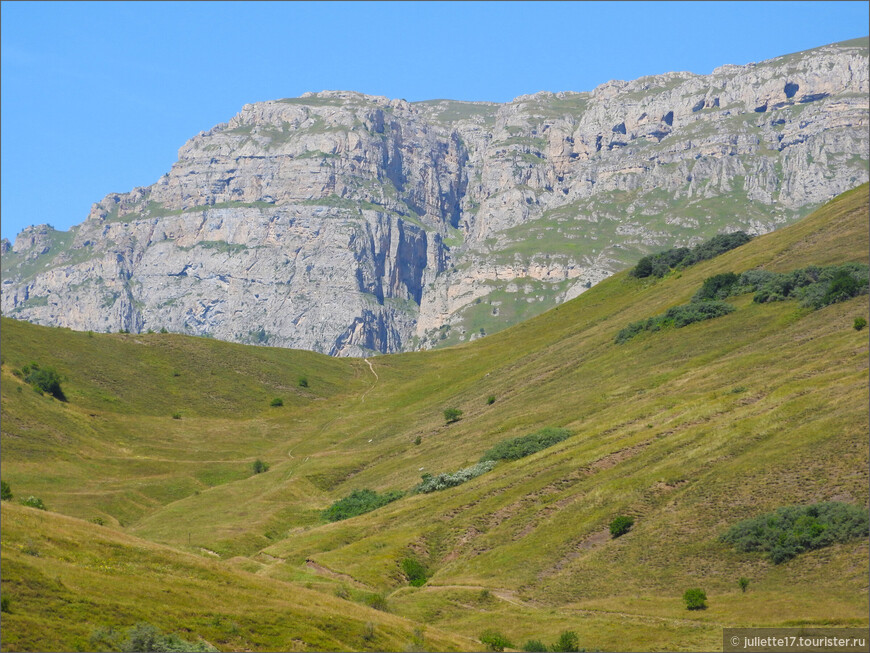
left=322, top=488, right=404, bottom=522
left=414, top=461, right=495, bottom=494
left=11, top=362, right=66, bottom=401
left=480, top=629, right=582, bottom=652
left=720, top=501, right=869, bottom=564
left=480, top=427, right=572, bottom=462
left=615, top=301, right=735, bottom=343
left=1, top=481, right=46, bottom=510
left=700, top=263, right=869, bottom=309
left=616, top=262, right=868, bottom=344
left=631, top=232, right=752, bottom=279
left=90, top=622, right=218, bottom=652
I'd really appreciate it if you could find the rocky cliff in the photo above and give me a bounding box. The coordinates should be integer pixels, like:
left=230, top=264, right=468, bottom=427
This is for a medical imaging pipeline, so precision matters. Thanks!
left=3, top=37, right=868, bottom=354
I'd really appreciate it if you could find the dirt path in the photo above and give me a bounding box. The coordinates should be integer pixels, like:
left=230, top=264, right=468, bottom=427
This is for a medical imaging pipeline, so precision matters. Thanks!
left=360, top=358, right=379, bottom=402
left=305, top=559, right=371, bottom=589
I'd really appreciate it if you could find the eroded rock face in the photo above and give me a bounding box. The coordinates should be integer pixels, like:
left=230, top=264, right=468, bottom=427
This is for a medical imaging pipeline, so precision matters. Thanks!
left=3, top=39, right=868, bottom=354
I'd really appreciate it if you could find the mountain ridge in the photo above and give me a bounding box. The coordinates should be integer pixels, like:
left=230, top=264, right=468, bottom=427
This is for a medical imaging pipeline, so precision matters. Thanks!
left=2, top=37, right=868, bottom=355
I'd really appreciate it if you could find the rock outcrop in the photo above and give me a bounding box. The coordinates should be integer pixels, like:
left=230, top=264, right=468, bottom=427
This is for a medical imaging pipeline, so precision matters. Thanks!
left=3, top=38, right=868, bottom=354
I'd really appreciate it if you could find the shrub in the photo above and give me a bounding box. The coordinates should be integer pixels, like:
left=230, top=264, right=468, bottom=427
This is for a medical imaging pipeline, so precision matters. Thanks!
left=854, top=317, right=868, bottom=331
left=172, top=412, right=182, bottom=420
left=683, top=588, right=707, bottom=610
left=91, top=622, right=219, bottom=652
left=615, top=301, right=736, bottom=343
left=480, top=629, right=512, bottom=652
left=692, top=272, right=740, bottom=302
left=487, top=395, right=496, bottom=405
left=21, top=496, right=46, bottom=510
left=414, top=461, right=495, bottom=494
left=414, top=435, right=422, bottom=446
left=738, top=577, right=750, bottom=593
left=252, top=459, right=269, bottom=474
left=630, top=232, right=751, bottom=279
left=362, top=621, right=375, bottom=642
left=523, top=640, right=548, bottom=652
left=298, top=376, right=309, bottom=388
left=323, top=488, right=404, bottom=521
left=551, top=630, right=581, bottom=652
left=363, top=591, right=389, bottom=612
left=443, top=407, right=463, bottom=424
left=720, top=501, right=868, bottom=563
left=160, top=327, right=168, bottom=334
left=1, top=480, right=12, bottom=501
left=24, top=366, right=66, bottom=401
left=0, top=596, right=9, bottom=613
left=736, top=263, right=868, bottom=309
left=480, top=427, right=571, bottom=462
left=609, top=515, right=634, bottom=538
left=270, top=397, right=283, bottom=407
left=401, top=557, right=428, bottom=586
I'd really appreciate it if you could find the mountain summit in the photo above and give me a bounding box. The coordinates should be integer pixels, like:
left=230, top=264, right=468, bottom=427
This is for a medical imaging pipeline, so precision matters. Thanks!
left=2, top=37, right=868, bottom=355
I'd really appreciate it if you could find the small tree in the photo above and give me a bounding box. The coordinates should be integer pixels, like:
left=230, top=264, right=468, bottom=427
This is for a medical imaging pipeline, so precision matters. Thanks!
left=25, top=366, right=66, bottom=401
left=486, top=395, right=496, bottom=405
left=1, top=480, right=12, bottom=501
left=444, top=408, right=463, bottom=424
left=298, top=376, right=309, bottom=388
left=738, top=577, right=750, bottom=593
left=270, top=397, right=283, bottom=407
left=252, top=459, right=269, bottom=474
left=479, top=630, right=512, bottom=652
left=683, top=588, right=707, bottom=610
left=854, top=317, right=867, bottom=331
left=609, top=515, right=634, bottom=538
left=551, top=630, right=580, bottom=652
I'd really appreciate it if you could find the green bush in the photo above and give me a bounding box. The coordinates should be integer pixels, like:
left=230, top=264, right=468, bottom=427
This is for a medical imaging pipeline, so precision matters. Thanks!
left=1, top=596, right=10, bottom=613
left=252, top=459, right=269, bottom=474
left=172, top=412, right=182, bottom=420
left=615, top=301, right=736, bottom=344
left=551, top=630, right=581, bottom=652
left=270, top=397, right=283, bottom=407
left=487, top=395, right=496, bottom=405
left=414, top=435, right=422, bottom=445
left=323, top=489, right=404, bottom=521
left=734, top=263, right=868, bottom=308
left=414, top=461, right=495, bottom=494
left=720, top=502, right=869, bottom=564
left=298, top=376, right=309, bottom=388
left=738, top=577, right=750, bottom=593
left=480, top=427, right=572, bottom=462
left=1, top=480, right=12, bottom=501
left=443, top=407, right=463, bottom=424
left=523, top=640, right=548, bottom=652
left=693, top=272, right=740, bottom=302
left=480, top=629, right=512, bottom=652
left=91, top=622, right=218, bottom=652
left=609, top=515, right=634, bottom=538
left=24, top=366, right=66, bottom=401
left=21, top=496, right=46, bottom=510
left=363, top=591, right=389, bottom=612
left=401, top=557, right=428, bottom=586
left=854, top=317, right=868, bottom=331
left=683, top=588, right=707, bottom=610
left=630, top=232, right=751, bottom=279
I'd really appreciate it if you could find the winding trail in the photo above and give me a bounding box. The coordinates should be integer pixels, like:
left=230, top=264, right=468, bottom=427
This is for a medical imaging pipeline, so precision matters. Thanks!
left=360, top=358, right=379, bottom=403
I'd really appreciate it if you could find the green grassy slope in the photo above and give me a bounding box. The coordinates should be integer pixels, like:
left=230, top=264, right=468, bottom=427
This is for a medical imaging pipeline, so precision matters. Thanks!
left=1, top=183, right=868, bottom=651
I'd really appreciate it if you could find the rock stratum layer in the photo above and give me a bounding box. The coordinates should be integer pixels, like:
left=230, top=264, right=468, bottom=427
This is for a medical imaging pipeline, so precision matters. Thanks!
left=3, top=38, right=869, bottom=355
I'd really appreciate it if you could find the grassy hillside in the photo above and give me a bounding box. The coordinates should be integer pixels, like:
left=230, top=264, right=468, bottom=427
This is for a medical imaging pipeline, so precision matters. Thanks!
left=2, top=183, right=868, bottom=651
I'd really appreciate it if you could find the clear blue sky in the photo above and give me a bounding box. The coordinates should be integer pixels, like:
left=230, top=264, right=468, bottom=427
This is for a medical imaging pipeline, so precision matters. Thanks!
left=2, top=1, right=867, bottom=241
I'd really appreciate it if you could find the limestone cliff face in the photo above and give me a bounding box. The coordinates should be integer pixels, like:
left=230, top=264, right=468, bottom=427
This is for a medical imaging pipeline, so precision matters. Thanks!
left=3, top=38, right=868, bottom=354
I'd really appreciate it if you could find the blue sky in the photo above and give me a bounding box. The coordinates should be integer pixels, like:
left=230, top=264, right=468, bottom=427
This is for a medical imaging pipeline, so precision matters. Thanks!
left=2, top=1, right=867, bottom=241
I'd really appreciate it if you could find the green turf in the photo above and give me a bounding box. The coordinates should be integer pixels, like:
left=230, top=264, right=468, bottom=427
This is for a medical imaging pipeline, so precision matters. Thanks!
left=1, top=183, right=867, bottom=651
